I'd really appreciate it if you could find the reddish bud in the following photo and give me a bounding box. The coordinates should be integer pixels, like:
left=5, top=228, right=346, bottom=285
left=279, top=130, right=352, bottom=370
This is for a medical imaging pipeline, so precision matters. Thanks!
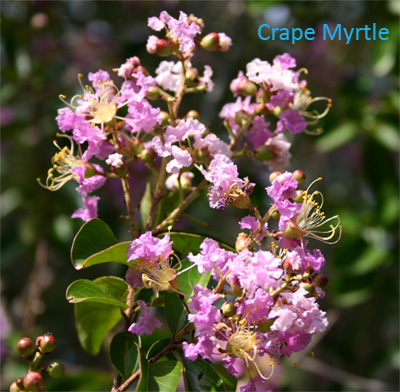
left=201, top=33, right=220, bottom=51
left=17, top=337, right=35, bottom=358
left=314, top=274, right=328, bottom=288
left=23, top=372, right=43, bottom=392
left=155, top=39, right=171, bottom=56
left=37, top=334, right=56, bottom=354
left=230, top=276, right=243, bottom=298
left=292, top=170, right=306, bottom=185
left=269, top=171, right=282, bottom=183
left=47, top=362, right=65, bottom=378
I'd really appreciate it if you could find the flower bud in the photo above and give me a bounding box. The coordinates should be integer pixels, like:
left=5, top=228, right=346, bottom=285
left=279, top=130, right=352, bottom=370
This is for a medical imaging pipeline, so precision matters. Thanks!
left=255, top=145, right=274, bottom=162
left=283, top=225, right=300, bottom=239
left=15, top=379, right=24, bottom=389
left=235, top=233, right=250, bottom=252
left=195, top=146, right=211, bottom=162
left=269, top=171, right=282, bottom=183
left=185, top=68, right=198, bottom=81
left=299, top=282, right=315, bottom=297
left=36, top=333, right=56, bottom=354
left=221, top=302, right=236, bottom=317
left=292, top=170, right=306, bottom=185
left=271, top=210, right=280, bottom=221
left=111, top=162, right=127, bottom=177
left=125, top=136, right=144, bottom=156
left=230, top=276, right=243, bottom=298
left=201, top=33, right=220, bottom=51
left=186, top=110, right=200, bottom=120
left=234, top=110, right=249, bottom=126
left=158, top=111, right=170, bottom=127
left=314, top=274, right=328, bottom=288
left=229, top=193, right=252, bottom=210
left=292, top=190, right=305, bottom=203
left=155, top=39, right=172, bottom=56
left=47, top=362, right=65, bottom=378
left=138, top=148, right=157, bottom=164
left=255, top=103, right=268, bottom=115
left=17, top=337, right=35, bottom=358
left=23, top=372, right=44, bottom=392
left=146, top=86, right=161, bottom=101
left=9, top=382, right=21, bottom=392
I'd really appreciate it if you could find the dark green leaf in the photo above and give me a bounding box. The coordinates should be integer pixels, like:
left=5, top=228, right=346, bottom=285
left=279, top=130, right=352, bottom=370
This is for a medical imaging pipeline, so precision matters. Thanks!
left=178, top=259, right=211, bottom=297
left=155, top=192, right=181, bottom=227
left=315, top=122, right=357, bottom=153
left=80, top=241, right=131, bottom=269
left=75, top=302, right=123, bottom=356
left=110, top=332, right=139, bottom=379
left=66, top=276, right=128, bottom=309
left=180, top=354, right=225, bottom=392
left=71, top=218, right=118, bottom=269
left=210, top=362, right=237, bottom=392
left=164, top=292, right=188, bottom=335
left=136, top=357, right=182, bottom=392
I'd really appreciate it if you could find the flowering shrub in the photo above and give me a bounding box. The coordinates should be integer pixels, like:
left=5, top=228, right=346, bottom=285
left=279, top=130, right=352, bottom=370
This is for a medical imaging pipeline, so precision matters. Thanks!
left=14, top=10, right=342, bottom=392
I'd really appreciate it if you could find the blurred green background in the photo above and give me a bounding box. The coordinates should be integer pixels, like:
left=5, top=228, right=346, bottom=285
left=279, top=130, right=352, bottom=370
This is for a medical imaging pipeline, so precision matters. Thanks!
left=1, top=1, right=399, bottom=391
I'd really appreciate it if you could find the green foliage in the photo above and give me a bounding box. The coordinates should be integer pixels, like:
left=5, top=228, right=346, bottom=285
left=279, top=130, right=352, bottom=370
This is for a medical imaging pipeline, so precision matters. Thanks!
left=164, top=292, right=188, bottom=335
left=178, top=259, right=211, bottom=297
left=110, top=333, right=139, bottom=379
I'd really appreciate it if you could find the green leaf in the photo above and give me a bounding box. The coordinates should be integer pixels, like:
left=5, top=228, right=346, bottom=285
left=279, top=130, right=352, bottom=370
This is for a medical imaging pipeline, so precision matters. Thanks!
left=178, top=259, right=211, bottom=297
left=169, top=231, right=235, bottom=255
left=71, top=218, right=118, bottom=269
left=155, top=192, right=181, bottom=227
left=110, top=332, right=139, bottom=379
left=180, top=354, right=226, bottom=392
left=75, top=302, right=123, bottom=356
left=140, top=182, right=152, bottom=230
left=164, top=292, right=188, bottom=335
left=210, top=362, right=237, bottom=392
left=66, top=276, right=128, bottom=309
left=136, top=358, right=182, bottom=392
left=80, top=241, right=131, bottom=269
left=315, top=122, right=357, bottom=153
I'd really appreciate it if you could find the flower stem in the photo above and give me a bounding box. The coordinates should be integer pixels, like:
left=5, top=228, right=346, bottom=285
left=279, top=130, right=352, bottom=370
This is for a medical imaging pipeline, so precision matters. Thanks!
left=121, top=176, right=139, bottom=238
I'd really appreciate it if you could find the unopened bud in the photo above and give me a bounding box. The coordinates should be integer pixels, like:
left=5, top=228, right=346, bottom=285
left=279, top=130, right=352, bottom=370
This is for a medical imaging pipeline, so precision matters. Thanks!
left=37, top=333, right=56, bottom=354
left=314, top=274, right=328, bottom=288
left=146, top=86, right=161, bottom=100
left=111, top=162, right=127, bottom=177
left=229, top=193, right=252, bottom=210
left=47, top=362, right=65, bottom=378
left=139, top=148, right=157, bottom=164
left=17, top=337, right=35, bottom=358
left=292, top=170, right=306, bottom=185
left=234, top=110, right=249, bottom=126
left=23, top=372, right=44, bottom=392
left=201, top=33, right=220, bottom=51
left=186, top=110, right=200, bottom=120
left=269, top=171, right=282, bottom=183
left=15, top=379, right=24, bottom=389
left=292, top=190, right=305, bottom=203
left=230, top=277, right=243, bottom=298
left=271, top=210, right=280, bottom=221
left=255, top=145, right=274, bottom=162
left=257, top=319, right=274, bottom=333
left=158, top=111, right=170, bottom=127
left=221, top=302, right=236, bottom=317
left=84, top=162, right=97, bottom=178
left=283, top=225, right=300, bottom=239
left=126, top=136, right=144, bottom=156
left=155, top=39, right=172, bottom=56
left=299, top=282, right=315, bottom=297
left=235, top=233, right=250, bottom=252
left=185, top=68, right=198, bottom=81
left=9, top=382, right=21, bottom=392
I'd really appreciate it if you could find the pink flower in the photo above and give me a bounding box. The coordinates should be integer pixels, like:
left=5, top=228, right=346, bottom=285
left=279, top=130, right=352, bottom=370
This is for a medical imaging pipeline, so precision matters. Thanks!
left=276, top=109, right=307, bottom=134
left=71, top=195, right=99, bottom=222
left=128, top=300, right=162, bottom=336
left=127, top=231, right=172, bottom=263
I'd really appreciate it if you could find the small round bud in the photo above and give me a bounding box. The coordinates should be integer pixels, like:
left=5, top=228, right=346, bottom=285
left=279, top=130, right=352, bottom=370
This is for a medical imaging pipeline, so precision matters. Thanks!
left=186, top=110, right=200, bottom=120
left=138, top=148, right=157, bottom=164
left=17, top=337, right=35, bottom=358
left=257, top=319, right=274, bottom=333
left=292, top=190, right=305, bottom=203
left=15, top=379, right=24, bottom=389
left=221, top=302, right=236, bottom=317
left=146, top=86, right=161, bottom=100
left=37, top=333, right=57, bottom=354
left=125, top=136, right=144, bottom=156
left=111, top=162, right=127, bottom=177
left=155, top=39, right=171, bottom=56
left=47, top=362, right=65, bottom=378
left=292, top=170, right=306, bottom=185
left=229, top=193, right=252, bottom=210
left=235, top=233, right=250, bottom=252
left=158, top=111, right=170, bottom=127
left=283, top=225, right=300, bottom=239
left=185, top=68, right=198, bottom=81
left=9, top=382, right=21, bottom=392
left=241, top=81, right=258, bottom=96
left=271, top=210, right=280, bottom=221
left=234, top=110, right=249, bottom=126
left=314, top=274, right=328, bottom=288
left=269, top=171, right=281, bottom=183
left=23, top=372, right=44, bottom=392
left=299, top=282, right=315, bottom=297
left=201, top=33, right=220, bottom=51
left=255, top=145, right=274, bottom=162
